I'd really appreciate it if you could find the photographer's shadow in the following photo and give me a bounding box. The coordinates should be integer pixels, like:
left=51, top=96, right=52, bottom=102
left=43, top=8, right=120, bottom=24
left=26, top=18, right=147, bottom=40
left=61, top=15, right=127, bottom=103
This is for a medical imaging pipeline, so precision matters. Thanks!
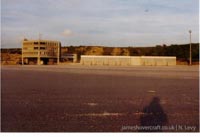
left=139, top=97, right=168, bottom=132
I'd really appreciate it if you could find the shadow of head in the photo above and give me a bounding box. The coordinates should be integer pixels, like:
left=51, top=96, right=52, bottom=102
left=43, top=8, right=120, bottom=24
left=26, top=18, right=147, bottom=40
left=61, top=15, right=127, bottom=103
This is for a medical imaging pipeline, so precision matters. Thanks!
left=139, top=97, right=168, bottom=132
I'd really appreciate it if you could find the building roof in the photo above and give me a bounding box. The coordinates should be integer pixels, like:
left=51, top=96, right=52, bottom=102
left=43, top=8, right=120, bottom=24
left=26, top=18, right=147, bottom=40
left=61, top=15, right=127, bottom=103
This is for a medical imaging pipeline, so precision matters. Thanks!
left=23, top=39, right=61, bottom=43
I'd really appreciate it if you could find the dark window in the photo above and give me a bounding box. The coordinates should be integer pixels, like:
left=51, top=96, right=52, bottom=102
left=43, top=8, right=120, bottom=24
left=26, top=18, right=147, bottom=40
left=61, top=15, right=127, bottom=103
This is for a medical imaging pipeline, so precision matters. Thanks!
left=40, top=42, right=46, bottom=45
left=40, top=47, right=46, bottom=50
left=34, top=47, right=38, bottom=50
left=34, top=42, right=38, bottom=44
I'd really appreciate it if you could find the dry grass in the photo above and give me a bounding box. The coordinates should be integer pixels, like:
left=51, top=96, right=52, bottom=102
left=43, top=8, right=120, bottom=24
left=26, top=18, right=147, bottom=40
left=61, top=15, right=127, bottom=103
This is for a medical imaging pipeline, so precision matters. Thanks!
left=1, top=53, right=21, bottom=65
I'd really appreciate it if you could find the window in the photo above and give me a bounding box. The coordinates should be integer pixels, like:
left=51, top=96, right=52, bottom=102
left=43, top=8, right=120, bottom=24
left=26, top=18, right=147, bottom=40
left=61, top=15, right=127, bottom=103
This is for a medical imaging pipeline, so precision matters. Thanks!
left=40, top=47, right=46, bottom=50
left=40, top=42, right=46, bottom=45
left=34, top=42, right=38, bottom=45
left=34, top=47, right=38, bottom=50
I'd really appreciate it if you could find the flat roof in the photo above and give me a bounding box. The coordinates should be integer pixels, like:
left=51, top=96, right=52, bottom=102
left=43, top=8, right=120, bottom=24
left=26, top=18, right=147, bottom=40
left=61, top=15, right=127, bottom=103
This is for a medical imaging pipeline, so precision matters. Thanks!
left=81, top=55, right=176, bottom=59
left=81, top=55, right=131, bottom=58
left=23, top=39, right=61, bottom=43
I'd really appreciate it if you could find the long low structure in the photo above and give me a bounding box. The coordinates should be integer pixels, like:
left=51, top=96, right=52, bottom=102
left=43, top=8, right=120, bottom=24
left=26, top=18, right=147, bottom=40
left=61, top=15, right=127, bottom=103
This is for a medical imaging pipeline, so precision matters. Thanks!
left=81, top=55, right=176, bottom=66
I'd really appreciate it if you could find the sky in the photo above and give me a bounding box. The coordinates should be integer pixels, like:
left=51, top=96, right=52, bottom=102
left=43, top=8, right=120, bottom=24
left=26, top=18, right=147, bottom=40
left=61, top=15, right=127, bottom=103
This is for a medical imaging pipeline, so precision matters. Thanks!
left=1, top=0, right=199, bottom=48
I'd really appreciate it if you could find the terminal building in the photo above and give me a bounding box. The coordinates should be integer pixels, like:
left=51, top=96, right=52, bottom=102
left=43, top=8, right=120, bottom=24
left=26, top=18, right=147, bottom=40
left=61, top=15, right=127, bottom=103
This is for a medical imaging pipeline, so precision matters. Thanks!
left=81, top=55, right=176, bottom=66
left=22, top=39, right=61, bottom=65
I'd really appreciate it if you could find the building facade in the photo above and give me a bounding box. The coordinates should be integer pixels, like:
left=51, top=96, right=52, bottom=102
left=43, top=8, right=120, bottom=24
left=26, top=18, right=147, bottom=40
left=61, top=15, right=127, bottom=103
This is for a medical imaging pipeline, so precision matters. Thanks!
left=61, top=53, right=78, bottom=63
left=22, top=39, right=61, bottom=65
left=81, top=55, right=176, bottom=66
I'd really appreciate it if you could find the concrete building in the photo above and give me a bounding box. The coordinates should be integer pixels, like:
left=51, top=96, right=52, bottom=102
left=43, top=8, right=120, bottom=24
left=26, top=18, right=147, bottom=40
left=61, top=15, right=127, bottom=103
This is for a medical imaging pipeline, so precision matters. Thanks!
left=22, top=39, right=61, bottom=65
left=81, top=55, right=176, bottom=66
left=61, top=53, right=78, bottom=63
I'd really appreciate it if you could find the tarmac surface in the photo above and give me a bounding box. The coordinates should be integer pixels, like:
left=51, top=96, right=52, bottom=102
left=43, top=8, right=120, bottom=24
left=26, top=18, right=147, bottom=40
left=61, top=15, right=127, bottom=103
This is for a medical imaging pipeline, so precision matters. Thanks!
left=1, top=65, right=199, bottom=132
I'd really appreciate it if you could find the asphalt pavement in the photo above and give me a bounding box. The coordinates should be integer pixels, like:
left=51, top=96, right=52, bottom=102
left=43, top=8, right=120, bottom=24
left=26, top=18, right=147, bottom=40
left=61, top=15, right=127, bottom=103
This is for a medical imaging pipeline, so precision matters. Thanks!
left=1, top=65, right=199, bottom=132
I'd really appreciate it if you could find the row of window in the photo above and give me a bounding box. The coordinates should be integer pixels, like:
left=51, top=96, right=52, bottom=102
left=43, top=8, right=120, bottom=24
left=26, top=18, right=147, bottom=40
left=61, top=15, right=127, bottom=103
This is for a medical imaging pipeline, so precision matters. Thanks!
left=23, top=52, right=38, bottom=55
left=23, top=42, right=60, bottom=46
left=33, top=47, right=46, bottom=50
left=23, top=47, right=58, bottom=50
left=23, top=52, right=58, bottom=56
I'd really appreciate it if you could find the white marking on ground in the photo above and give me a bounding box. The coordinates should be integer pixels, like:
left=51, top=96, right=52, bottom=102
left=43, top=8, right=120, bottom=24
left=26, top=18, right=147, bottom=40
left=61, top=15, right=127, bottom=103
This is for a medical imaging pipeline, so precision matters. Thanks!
left=65, top=112, right=119, bottom=117
left=86, top=103, right=98, bottom=106
left=65, top=112, right=145, bottom=117
left=134, top=112, right=145, bottom=115
left=78, top=112, right=123, bottom=117
left=147, top=90, right=156, bottom=93
left=183, top=76, right=195, bottom=79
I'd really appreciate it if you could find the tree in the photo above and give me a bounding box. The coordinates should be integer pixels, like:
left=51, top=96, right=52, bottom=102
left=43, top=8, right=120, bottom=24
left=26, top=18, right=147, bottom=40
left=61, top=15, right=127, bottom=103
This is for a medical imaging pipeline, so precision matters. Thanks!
left=111, top=47, right=122, bottom=56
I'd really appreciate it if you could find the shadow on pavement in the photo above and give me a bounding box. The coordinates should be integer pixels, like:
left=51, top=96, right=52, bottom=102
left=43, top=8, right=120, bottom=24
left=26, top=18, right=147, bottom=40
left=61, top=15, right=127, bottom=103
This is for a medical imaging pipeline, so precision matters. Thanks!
left=139, top=97, right=168, bottom=132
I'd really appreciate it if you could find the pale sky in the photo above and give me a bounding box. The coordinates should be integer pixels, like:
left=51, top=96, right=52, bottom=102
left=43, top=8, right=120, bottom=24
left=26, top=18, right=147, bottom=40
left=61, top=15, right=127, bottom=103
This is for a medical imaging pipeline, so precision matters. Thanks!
left=1, top=0, right=199, bottom=48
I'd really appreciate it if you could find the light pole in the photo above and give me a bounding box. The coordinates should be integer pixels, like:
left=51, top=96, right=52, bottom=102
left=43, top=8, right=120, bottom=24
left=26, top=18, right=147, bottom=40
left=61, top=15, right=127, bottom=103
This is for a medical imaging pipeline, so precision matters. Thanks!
left=189, top=30, right=192, bottom=66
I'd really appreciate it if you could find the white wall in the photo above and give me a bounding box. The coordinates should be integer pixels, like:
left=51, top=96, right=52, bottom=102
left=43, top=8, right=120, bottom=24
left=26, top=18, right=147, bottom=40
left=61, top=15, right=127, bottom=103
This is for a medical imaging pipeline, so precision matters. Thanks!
left=130, top=57, right=141, bottom=66
left=81, top=56, right=176, bottom=66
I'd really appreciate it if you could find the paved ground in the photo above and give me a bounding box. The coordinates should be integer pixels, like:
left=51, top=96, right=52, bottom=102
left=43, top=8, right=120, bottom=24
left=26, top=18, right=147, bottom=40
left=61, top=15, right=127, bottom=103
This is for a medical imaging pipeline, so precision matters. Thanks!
left=1, top=65, right=199, bottom=132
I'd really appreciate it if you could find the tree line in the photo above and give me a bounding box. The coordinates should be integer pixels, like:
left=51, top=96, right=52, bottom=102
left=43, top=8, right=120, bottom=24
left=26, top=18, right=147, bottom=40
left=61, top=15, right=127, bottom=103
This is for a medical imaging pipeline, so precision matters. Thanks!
left=64, top=43, right=199, bottom=61
left=1, top=43, right=199, bottom=62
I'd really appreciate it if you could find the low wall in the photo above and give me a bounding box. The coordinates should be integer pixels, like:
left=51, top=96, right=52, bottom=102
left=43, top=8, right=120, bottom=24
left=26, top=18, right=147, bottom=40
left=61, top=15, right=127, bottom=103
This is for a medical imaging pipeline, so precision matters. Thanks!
left=141, top=56, right=176, bottom=66
left=81, top=55, right=176, bottom=66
